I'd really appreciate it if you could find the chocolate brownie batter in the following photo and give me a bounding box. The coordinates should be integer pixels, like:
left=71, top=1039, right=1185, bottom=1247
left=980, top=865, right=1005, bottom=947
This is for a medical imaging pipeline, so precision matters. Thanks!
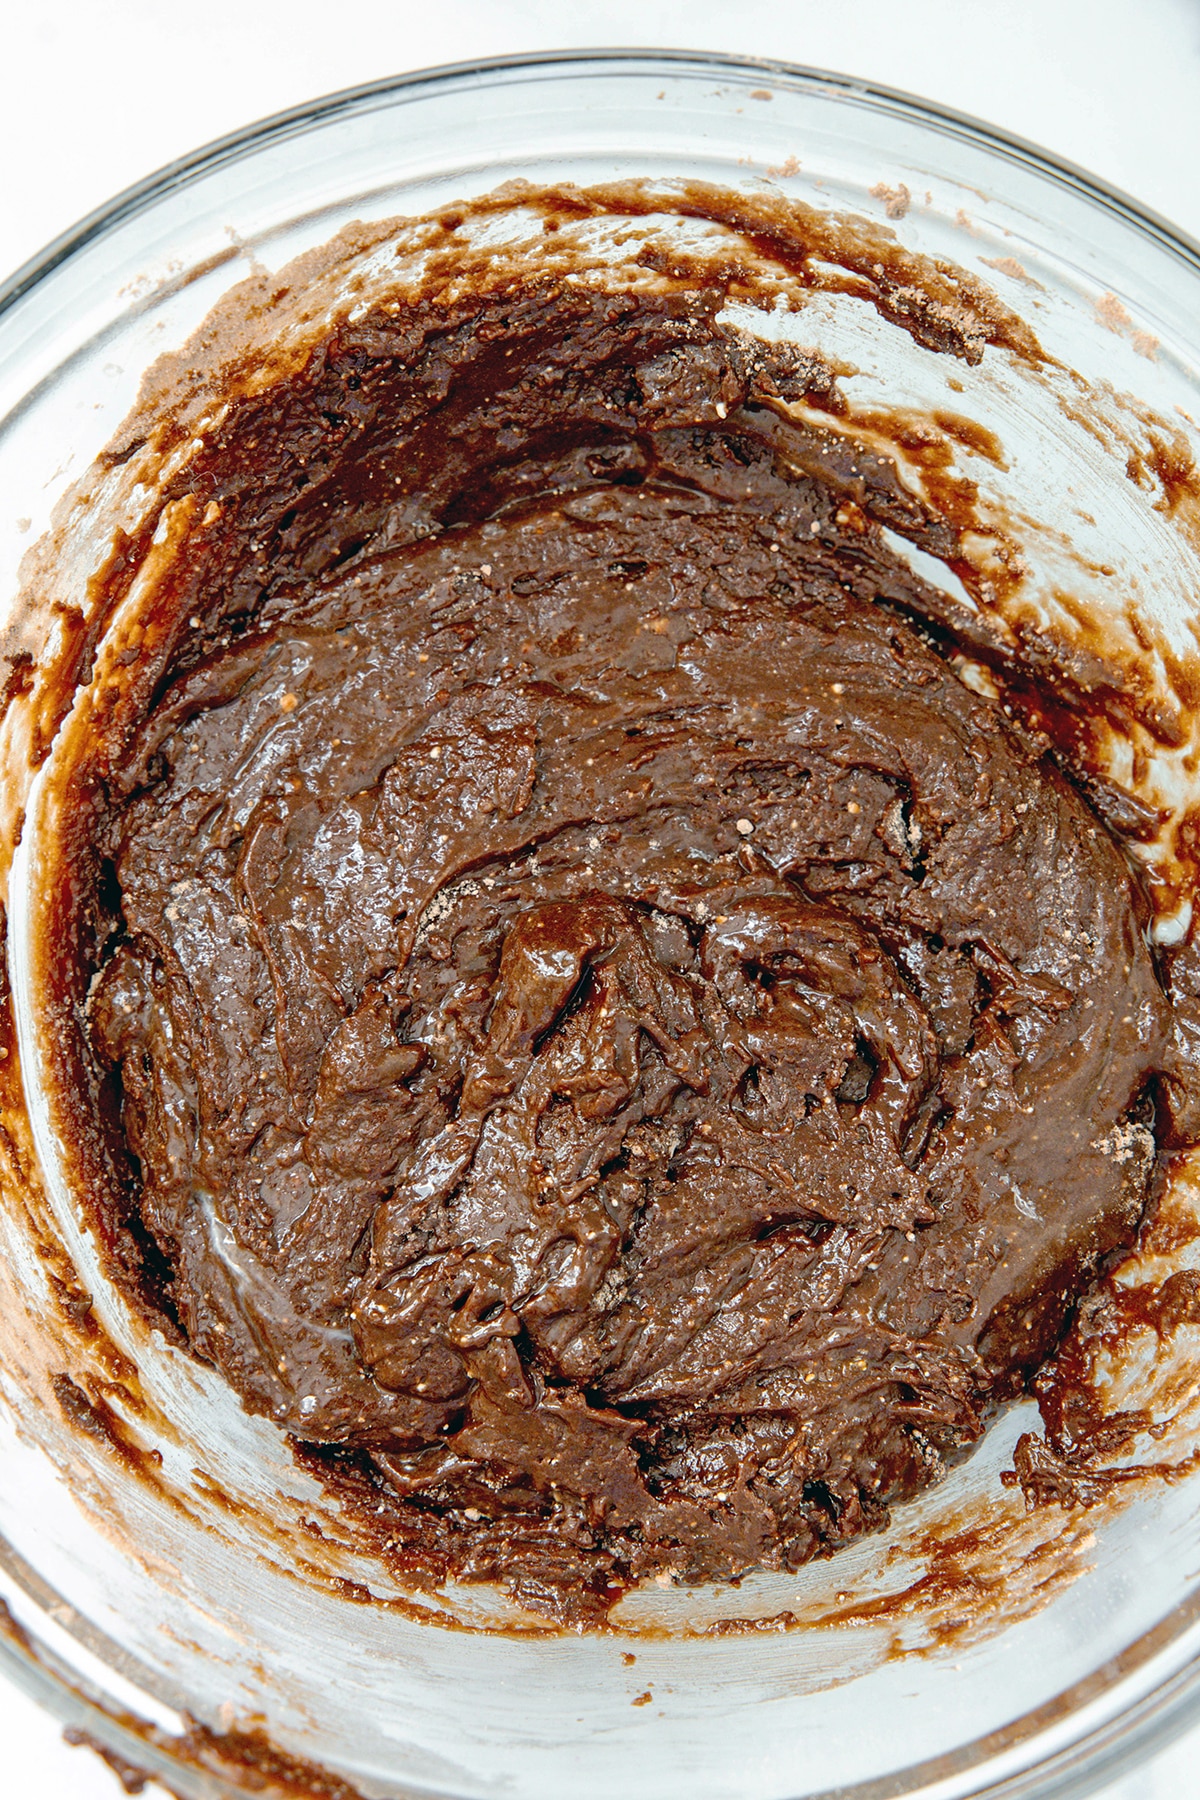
left=66, top=264, right=1186, bottom=1618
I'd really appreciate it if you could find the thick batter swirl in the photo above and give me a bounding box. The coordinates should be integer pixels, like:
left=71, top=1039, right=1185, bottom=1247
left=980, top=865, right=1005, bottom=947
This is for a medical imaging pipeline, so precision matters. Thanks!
left=75, top=275, right=1177, bottom=1617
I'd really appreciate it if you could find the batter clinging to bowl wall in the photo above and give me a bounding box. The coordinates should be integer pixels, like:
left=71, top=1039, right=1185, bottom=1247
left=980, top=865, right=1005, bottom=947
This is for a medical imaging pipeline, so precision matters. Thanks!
left=41, top=182, right=1200, bottom=1627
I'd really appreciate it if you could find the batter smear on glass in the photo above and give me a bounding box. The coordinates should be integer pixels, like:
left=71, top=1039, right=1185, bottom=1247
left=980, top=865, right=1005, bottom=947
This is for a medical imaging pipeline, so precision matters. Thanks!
left=60, top=260, right=1196, bottom=1624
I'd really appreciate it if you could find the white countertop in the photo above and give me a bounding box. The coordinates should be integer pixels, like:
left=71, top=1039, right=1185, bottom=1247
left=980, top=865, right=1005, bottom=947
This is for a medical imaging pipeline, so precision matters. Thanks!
left=2, top=2, right=1198, bottom=1793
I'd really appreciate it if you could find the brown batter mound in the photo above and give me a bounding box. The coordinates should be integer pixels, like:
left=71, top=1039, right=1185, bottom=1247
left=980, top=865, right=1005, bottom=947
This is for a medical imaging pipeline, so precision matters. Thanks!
left=63, top=260, right=1191, bottom=1622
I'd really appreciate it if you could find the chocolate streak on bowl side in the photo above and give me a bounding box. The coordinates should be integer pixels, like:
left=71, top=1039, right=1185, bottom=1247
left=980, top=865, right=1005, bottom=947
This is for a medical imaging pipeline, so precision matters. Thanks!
left=28, top=182, right=1200, bottom=1629
left=1, top=1597, right=374, bottom=1800
left=60, top=1722, right=372, bottom=1800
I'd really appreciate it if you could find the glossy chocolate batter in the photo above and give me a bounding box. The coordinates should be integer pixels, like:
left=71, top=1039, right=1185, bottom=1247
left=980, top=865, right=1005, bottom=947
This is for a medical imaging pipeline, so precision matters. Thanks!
left=67, top=267, right=1185, bottom=1619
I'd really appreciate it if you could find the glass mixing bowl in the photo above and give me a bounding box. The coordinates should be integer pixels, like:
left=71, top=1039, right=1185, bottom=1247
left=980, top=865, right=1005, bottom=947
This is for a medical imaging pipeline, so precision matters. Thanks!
left=2, top=50, right=1200, bottom=1800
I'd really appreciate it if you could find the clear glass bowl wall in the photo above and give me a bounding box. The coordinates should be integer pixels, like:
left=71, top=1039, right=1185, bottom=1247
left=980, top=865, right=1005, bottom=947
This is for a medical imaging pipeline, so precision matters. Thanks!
left=1, top=52, right=1200, bottom=1800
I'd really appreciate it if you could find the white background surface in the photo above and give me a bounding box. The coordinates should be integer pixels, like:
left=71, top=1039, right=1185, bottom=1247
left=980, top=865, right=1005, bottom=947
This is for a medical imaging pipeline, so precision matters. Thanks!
left=2, top=2, right=1199, bottom=1794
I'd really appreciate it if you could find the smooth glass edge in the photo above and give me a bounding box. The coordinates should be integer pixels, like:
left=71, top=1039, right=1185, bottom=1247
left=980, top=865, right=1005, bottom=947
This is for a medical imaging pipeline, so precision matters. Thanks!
left=4, top=41, right=1200, bottom=1800
left=2, top=47, right=1200, bottom=327
left=0, top=1628, right=237, bottom=1800
left=3, top=1429, right=1200, bottom=1800
left=4, top=1569, right=1200, bottom=1800
left=0, top=1601, right=437, bottom=1800
left=999, top=1670, right=1200, bottom=1800
left=0, top=1522, right=191, bottom=1723
left=800, top=1604, right=1200, bottom=1800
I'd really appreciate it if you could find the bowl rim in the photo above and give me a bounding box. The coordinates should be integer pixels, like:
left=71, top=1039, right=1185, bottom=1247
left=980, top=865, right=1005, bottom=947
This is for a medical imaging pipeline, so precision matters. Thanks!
left=3, top=45, right=1200, bottom=1800
left=3, top=44, right=1200, bottom=318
